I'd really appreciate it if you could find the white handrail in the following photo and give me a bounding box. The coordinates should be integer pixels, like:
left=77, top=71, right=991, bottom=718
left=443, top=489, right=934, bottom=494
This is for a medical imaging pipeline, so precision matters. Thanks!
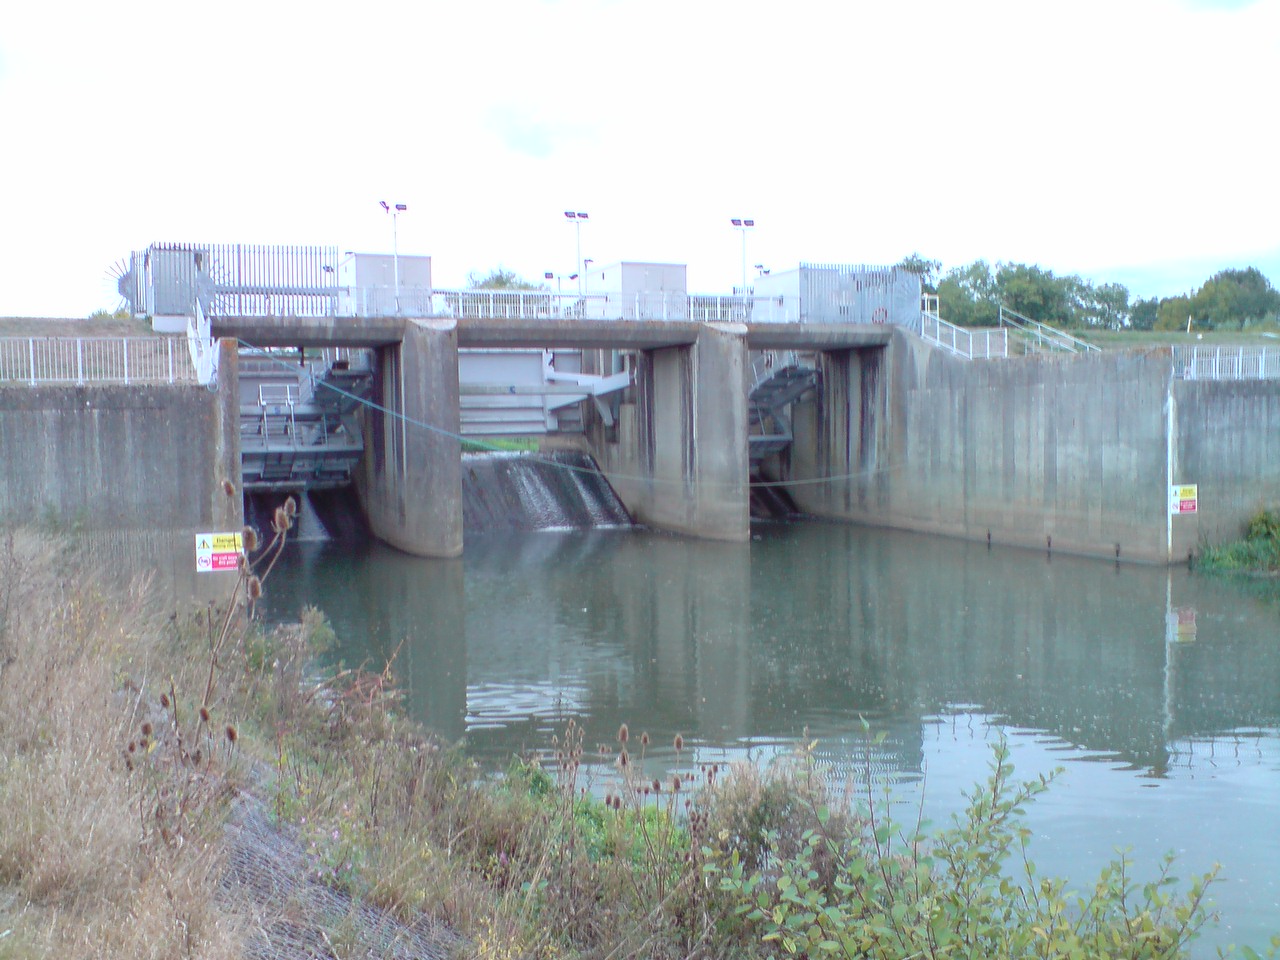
left=1173, top=345, right=1280, bottom=380
left=999, top=306, right=1099, bottom=353
left=920, top=313, right=1007, bottom=360
left=0, top=337, right=203, bottom=386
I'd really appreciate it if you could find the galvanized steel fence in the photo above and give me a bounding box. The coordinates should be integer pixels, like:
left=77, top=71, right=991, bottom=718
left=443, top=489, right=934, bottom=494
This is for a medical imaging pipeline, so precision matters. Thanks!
left=1173, top=345, right=1280, bottom=380
left=0, top=337, right=199, bottom=385
left=920, top=313, right=1008, bottom=360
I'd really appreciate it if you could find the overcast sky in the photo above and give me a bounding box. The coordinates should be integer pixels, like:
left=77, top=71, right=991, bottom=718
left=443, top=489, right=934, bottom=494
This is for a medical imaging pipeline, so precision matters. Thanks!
left=2, top=0, right=1277, bottom=318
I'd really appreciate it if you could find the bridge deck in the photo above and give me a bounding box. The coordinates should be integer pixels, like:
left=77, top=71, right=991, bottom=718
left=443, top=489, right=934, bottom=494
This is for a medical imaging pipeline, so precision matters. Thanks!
left=210, top=315, right=893, bottom=351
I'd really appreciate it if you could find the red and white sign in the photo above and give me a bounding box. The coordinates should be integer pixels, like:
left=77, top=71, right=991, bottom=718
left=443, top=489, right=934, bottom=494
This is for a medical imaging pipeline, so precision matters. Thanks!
left=195, top=532, right=243, bottom=573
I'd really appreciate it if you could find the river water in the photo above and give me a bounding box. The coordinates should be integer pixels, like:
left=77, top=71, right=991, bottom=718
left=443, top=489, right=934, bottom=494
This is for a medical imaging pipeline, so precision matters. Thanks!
left=259, top=520, right=1280, bottom=953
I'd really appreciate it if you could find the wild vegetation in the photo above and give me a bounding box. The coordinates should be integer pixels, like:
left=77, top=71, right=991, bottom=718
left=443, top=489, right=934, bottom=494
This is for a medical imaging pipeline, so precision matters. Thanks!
left=1197, top=507, right=1280, bottom=576
left=898, top=254, right=1280, bottom=334
left=3, top=508, right=1277, bottom=959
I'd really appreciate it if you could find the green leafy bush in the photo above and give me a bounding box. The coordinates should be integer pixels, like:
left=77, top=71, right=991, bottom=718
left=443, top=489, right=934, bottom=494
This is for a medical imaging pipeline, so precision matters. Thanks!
left=708, top=741, right=1221, bottom=960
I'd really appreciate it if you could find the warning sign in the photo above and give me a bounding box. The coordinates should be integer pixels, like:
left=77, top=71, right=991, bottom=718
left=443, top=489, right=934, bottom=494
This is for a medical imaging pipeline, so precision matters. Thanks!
left=195, top=531, right=243, bottom=573
left=1169, top=484, right=1198, bottom=516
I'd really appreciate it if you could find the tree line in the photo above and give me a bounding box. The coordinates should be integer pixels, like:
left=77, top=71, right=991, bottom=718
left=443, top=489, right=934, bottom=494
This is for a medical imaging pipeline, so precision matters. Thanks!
left=897, top=254, right=1280, bottom=332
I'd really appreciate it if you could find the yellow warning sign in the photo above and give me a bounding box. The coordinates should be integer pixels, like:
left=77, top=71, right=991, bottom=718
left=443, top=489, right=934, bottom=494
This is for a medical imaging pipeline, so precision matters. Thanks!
left=195, top=532, right=243, bottom=573
left=1169, top=484, right=1198, bottom=515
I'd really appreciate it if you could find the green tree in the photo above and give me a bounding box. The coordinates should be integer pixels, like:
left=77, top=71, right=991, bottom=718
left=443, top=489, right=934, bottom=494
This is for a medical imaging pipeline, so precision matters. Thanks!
left=1155, top=294, right=1194, bottom=331
left=1078, top=281, right=1131, bottom=329
left=1129, top=297, right=1159, bottom=331
left=895, top=253, right=943, bottom=293
left=995, top=263, right=1073, bottom=324
left=466, top=268, right=545, bottom=291
left=1190, top=267, right=1279, bottom=329
left=937, top=260, right=1000, bottom=326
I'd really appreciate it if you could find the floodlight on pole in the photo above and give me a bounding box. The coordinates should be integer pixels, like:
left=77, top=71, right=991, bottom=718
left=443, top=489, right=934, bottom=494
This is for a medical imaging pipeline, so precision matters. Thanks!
left=380, top=200, right=408, bottom=313
left=564, top=210, right=589, bottom=295
left=730, top=218, right=755, bottom=295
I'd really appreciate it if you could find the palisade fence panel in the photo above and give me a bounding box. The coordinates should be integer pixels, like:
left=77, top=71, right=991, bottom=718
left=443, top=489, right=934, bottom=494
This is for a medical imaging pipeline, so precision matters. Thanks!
left=799, top=263, right=921, bottom=330
left=0, top=338, right=198, bottom=385
left=138, top=243, right=341, bottom=318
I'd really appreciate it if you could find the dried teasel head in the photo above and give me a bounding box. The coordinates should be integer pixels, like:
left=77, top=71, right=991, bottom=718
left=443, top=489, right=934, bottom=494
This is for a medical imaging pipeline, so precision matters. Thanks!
left=225, top=725, right=238, bottom=744
left=140, top=722, right=153, bottom=737
left=247, top=576, right=263, bottom=601
left=640, top=731, right=650, bottom=748
left=242, top=526, right=259, bottom=552
left=222, top=479, right=236, bottom=498
left=283, top=496, right=297, bottom=518
left=160, top=693, right=170, bottom=709
left=272, top=506, right=289, bottom=534
left=617, top=723, right=629, bottom=744
left=674, top=733, right=684, bottom=753
left=199, top=707, right=210, bottom=724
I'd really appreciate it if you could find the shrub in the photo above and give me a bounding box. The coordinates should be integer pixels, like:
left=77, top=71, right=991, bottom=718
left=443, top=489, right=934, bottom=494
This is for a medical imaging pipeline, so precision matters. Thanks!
left=708, top=739, right=1221, bottom=960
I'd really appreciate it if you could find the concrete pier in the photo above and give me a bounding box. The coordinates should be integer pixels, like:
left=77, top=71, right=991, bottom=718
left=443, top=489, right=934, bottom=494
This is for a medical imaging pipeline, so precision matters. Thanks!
left=357, top=318, right=463, bottom=558
left=617, top=321, right=748, bottom=541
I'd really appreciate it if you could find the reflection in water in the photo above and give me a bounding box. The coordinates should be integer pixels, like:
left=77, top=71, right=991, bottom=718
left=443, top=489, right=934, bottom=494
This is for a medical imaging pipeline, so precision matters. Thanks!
left=259, top=522, right=1280, bottom=951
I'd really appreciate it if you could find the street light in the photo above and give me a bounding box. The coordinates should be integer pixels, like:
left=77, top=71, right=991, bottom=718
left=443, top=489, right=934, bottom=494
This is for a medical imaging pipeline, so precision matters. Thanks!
left=564, top=210, right=588, bottom=295
left=730, top=218, right=755, bottom=296
left=380, top=200, right=407, bottom=313
left=583, top=258, right=594, bottom=293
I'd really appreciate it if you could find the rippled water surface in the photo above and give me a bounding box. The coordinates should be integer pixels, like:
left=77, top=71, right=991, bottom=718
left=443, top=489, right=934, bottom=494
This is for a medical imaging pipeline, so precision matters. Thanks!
left=259, top=521, right=1280, bottom=953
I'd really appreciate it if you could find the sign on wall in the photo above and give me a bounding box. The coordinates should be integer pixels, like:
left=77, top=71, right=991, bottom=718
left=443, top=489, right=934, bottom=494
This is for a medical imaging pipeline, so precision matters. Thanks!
left=1169, top=484, right=1199, bottom=516
left=195, top=532, right=243, bottom=572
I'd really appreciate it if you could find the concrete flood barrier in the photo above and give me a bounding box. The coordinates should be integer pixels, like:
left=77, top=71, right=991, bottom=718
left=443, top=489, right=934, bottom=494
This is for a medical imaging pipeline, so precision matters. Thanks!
left=4, top=321, right=1277, bottom=566
left=779, top=329, right=1280, bottom=563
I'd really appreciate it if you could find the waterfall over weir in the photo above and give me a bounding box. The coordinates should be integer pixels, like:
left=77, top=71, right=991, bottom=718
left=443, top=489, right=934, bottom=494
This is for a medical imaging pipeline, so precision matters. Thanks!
left=462, top=450, right=632, bottom=533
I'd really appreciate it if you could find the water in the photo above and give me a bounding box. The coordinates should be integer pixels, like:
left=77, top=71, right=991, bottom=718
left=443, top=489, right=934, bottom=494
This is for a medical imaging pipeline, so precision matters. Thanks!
left=258, top=521, right=1280, bottom=953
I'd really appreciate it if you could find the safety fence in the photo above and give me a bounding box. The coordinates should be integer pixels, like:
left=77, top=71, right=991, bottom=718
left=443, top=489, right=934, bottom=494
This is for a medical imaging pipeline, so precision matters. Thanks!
left=998, top=306, right=1099, bottom=354
left=0, top=337, right=199, bottom=385
left=920, top=313, right=1008, bottom=360
left=1173, top=345, right=1280, bottom=380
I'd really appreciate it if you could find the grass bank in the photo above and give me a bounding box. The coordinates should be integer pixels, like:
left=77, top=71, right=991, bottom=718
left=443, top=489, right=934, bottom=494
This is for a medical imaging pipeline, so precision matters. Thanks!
left=1196, top=508, right=1280, bottom=576
left=2, top=517, right=1276, bottom=959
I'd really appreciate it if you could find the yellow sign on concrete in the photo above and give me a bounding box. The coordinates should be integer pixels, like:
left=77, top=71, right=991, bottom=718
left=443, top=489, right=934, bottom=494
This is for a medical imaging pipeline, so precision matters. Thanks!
left=195, top=532, right=244, bottom=572
left=1169, top=484, right=1198, bottom=515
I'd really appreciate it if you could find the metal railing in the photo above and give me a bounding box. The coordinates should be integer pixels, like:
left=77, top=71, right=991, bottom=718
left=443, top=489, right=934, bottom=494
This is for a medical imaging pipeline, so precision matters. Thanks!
left=0, top=337, right=200, bottom=385
left=999, top=306, right=1099, bottom=354
left=1173, top=345, right=1280, bottom=380
left=920, top=313, right=1008, bottom=360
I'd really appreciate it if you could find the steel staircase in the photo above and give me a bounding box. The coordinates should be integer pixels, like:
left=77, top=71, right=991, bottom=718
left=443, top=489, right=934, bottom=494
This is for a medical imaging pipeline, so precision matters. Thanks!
left=748, top=352, right=819, bottom=464
left=239, top=351, right=375, bottom=492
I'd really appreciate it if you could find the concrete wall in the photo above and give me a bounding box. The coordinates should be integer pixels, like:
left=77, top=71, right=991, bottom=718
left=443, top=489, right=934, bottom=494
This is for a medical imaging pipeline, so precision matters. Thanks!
left=356, top=318, right=464, bottom=558
left=1174, top=377, right=1280, bottom=547
left=0, top=339, right=240, bottom=534
left=0, top=339, right=241, bottom=596
left=788, top=329, right=1280, bottom=563
left=589, top=323, right=749, bottom=541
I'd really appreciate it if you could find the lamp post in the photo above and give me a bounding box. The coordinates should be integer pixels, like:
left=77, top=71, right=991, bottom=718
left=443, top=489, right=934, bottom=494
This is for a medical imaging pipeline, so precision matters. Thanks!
left=582, top=258, right=594, bottom=293
left=380, top=200, right=407, bottom=313
left=564, top=210, right=588, bottom=295
left=730, top=218, right=755, bottom=296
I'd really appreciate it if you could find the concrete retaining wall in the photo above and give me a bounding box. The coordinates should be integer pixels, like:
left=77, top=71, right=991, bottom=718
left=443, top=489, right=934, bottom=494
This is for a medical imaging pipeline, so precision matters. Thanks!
left=0, top=340, right=240, bottom=534
left=790, top=330, right=1280, bottom=562
left=0, top=340, right=241, bottom=597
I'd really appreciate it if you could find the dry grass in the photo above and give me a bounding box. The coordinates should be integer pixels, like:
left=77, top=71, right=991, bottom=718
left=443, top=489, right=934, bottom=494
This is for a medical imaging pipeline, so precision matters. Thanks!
left=0, top=531, right=242, bottom=958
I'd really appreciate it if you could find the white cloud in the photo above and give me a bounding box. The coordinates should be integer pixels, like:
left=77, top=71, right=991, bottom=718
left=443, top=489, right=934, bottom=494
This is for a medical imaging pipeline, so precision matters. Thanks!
left=1, top=0, right=1276, bottom=315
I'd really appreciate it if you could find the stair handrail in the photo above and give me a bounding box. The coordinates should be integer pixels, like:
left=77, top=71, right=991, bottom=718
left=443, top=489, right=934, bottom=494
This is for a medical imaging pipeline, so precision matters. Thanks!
left=998, top=305, right=1099, bottom=353
left=920, top=311, right=1008, bottom=360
